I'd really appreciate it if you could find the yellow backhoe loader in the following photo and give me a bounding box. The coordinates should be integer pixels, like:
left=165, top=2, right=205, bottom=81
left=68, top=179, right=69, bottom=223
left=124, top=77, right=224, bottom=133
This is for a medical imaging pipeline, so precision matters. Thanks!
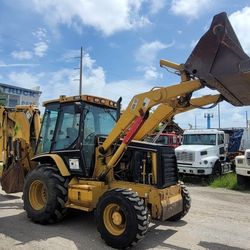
left=0, top=105, right=40, bottom=193
left=1, top=12, right=250, bottom=248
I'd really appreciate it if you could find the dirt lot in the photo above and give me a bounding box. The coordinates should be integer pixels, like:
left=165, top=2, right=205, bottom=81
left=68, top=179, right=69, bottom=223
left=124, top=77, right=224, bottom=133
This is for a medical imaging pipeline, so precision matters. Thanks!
left=0, top=184, right=250, bottom=250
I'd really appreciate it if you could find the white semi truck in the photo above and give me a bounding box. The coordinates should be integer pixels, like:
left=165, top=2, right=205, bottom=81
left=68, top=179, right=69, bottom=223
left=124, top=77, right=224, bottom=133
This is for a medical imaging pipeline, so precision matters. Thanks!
left=235, top=149, right=250, bottom=185
left=175, top=129, right=242, bottom=177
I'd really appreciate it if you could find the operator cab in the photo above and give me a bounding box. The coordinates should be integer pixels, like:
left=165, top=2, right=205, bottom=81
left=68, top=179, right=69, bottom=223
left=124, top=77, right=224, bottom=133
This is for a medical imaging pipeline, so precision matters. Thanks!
left=36, top=95, right=118, bottom=177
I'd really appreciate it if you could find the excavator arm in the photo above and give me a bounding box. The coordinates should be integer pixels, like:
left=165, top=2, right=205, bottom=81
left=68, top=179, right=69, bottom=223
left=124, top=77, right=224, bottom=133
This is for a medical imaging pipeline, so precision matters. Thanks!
left=99, top=12, right=250, bottom=178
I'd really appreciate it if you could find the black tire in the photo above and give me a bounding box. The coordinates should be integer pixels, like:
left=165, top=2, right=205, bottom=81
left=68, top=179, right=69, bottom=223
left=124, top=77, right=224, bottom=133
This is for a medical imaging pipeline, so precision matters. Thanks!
left=167, top=182, right=191, bottom=221
left=23, top=164, right=69, bottom=224
left=95, top=188, right=149, bottom=249
left=237, top=174, right=247, bottom=186
left=212, top=161, right=222, bottom=177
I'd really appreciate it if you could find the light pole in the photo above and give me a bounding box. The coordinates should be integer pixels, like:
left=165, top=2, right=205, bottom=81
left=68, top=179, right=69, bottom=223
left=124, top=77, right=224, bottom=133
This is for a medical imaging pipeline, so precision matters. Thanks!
left=218, top=102, right=221, bottom=129
left=204, top=113, right=213, bottom=129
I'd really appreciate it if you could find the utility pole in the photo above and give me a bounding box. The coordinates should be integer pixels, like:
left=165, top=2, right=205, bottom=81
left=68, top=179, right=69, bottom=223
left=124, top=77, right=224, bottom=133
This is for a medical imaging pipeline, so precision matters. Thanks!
left=79, top=46, right=83, bottom=95
left=74, top=46, right=83, bottom=95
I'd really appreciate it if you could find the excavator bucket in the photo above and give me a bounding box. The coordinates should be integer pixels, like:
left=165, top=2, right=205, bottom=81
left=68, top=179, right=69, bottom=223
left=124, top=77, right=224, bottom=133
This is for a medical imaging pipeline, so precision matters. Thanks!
left=184, top=12, right=250, bottom=106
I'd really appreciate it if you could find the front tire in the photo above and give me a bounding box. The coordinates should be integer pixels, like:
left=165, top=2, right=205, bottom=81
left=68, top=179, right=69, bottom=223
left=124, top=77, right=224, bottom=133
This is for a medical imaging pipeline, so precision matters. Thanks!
left=212, top=161, right=222, bottom=177
left=95, top=188, right=149, bottom=249
left=167, top=182, right=191, bottom=221
left=23, top=164, right=69, bottom=224
left=237, top=174, right=247, bottom=186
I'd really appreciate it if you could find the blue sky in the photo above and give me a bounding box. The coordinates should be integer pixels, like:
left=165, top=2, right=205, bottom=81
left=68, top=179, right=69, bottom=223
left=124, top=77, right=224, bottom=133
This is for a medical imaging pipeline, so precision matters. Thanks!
left=0, top=0, right=250, bottom=129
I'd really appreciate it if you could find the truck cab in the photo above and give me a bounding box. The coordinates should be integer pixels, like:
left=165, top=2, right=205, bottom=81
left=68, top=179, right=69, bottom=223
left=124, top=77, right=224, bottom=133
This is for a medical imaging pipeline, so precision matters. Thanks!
left=175, top=129, right=226, bottom=176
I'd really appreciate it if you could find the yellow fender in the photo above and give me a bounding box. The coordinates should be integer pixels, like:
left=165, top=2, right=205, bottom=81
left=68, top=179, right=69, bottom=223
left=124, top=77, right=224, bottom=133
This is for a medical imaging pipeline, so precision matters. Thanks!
left=32, top=154, right=70, bottom=176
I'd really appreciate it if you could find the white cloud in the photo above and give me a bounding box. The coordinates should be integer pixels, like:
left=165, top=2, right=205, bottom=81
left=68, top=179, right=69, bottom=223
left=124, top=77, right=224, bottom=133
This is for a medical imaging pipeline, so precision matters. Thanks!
left=148, top=0, right=166, bottom=15
left=34, top=41, right=48, bottom=57
left=138, top=65, right=163, bottom=80
left=60, top=49, right=79, bottom=62
left=136, top=40, right=174, bottom=64
left=104, top=79, right=153, bottom=107
left=30, top=0, right=150, bottom=36
left=229, top=7, right=250, bottom=55
left=136, top=40, right=174, bottom=80
left=170, top=0, right=212, bottom=19
left=144, top=66, right=160, bottom=80
left=32, top=27, right=47, bottom=40
left=11, top=50, right=33, bottom=60
left=8, top=72, right=42, bottom=89
left=83, top=53, right=95, bottom=69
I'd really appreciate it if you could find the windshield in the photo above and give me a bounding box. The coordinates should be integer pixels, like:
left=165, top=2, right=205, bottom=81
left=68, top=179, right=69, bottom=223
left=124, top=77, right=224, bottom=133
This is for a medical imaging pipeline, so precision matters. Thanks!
left=84, top=103, right=117, bottom=136
left=183, top=134, right=216, bottom=145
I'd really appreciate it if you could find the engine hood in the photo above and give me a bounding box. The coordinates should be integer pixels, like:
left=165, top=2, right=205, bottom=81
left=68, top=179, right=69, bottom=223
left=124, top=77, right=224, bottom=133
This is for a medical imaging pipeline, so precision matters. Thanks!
left=176, top=145, right=215, bottom=152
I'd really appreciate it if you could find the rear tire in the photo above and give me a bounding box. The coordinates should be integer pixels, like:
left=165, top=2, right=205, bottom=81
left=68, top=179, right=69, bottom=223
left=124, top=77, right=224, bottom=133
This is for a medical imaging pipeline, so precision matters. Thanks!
left=95, top=188, right=149, bottom=249
left=23, top=164, right=69, bottom=224
left=167, top=182, right=191, bottom=221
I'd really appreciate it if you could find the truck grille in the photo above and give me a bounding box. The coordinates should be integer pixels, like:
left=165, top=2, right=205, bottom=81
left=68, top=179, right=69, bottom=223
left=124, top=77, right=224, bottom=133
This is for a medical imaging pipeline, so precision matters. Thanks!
left=176, top=151, right=194, bottom=162
left=247, top=152, right=250, bottom=166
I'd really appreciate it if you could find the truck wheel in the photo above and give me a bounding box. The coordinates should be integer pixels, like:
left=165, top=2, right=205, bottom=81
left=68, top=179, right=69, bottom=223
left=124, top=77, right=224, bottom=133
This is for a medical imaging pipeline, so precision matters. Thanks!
left=212, top=161, right=222, bottom=177
left=95, top=188, right=149, bottom=249
left=23, top=164, right=69, bottom=224
left=237, top=174, right=247, bottom=186
left=167, top=182, right=191, bottom=221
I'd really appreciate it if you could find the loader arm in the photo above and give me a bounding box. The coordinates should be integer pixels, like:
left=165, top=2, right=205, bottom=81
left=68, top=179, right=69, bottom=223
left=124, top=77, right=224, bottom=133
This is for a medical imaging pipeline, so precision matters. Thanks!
left=99, top=12, right=250, bottom=178
left=134, top=94, right=222, bottom=141
left=98, top=78, right=203, bottom=175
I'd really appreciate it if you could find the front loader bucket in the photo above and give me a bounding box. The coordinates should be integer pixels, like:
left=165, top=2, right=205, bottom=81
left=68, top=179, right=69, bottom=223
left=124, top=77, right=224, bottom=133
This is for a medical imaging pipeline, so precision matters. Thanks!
left=184, top=12, right=250, bottom=106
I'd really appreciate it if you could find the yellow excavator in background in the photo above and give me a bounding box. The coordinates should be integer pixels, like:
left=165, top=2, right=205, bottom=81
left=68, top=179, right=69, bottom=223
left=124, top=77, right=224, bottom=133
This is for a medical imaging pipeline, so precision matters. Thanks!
left=1, top=12, right=250, bottom=249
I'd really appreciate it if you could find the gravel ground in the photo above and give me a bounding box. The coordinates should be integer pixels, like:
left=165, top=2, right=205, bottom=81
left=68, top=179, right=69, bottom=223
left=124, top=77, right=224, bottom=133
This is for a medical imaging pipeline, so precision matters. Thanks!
left=0, top=184, right=250, bottom=250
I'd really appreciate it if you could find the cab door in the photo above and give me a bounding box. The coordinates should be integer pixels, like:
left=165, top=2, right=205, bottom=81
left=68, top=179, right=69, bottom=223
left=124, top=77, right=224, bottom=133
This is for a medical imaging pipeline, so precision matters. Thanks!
left=51, top=103, right=87, bottom=176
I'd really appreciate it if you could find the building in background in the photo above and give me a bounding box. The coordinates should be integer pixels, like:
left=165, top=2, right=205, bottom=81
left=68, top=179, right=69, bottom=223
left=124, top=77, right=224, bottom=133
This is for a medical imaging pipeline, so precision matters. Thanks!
left=0, top=83, right=41, bottom=107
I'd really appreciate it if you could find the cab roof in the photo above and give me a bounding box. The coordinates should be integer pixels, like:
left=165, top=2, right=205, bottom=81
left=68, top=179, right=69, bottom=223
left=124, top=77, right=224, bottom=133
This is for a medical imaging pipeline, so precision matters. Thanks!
left=43, top=94, right=117, bottom=109
left=184, top=129, right=224, bottom=135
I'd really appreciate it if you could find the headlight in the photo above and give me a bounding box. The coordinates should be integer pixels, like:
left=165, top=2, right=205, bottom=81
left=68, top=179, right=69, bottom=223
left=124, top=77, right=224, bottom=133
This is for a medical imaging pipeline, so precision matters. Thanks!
left=203, top=160, right=208, bottom=164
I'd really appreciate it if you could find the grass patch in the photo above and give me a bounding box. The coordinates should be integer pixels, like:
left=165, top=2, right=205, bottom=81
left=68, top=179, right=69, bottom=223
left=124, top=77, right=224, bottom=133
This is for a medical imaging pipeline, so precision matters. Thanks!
left=210, top=172, right=246, bottom=191
left=180, top=175, right=209, bottom=186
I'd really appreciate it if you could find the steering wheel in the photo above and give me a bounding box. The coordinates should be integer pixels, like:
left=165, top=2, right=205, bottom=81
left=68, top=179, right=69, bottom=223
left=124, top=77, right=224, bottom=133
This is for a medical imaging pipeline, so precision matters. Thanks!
left=85, top=132, right=96, bottom=143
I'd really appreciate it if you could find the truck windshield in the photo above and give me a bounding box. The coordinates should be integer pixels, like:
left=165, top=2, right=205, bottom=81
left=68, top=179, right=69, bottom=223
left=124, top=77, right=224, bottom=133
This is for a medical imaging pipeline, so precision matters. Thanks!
left=183, top=134, right=216, bottom=145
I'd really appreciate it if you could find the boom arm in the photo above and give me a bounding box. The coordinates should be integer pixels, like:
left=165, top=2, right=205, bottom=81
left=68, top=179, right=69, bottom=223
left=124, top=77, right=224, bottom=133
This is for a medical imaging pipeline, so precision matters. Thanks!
left=134, top=94, right=222, bottom=140
left=100, top=79, right=202, bottom=153
left=99, top=11, right=250, bottom=178
left=98, top=78, right=203, bottom=177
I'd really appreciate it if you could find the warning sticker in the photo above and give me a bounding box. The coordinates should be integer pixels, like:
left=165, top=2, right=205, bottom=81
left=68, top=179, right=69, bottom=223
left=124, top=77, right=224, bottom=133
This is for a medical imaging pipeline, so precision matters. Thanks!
left=131, top=98, right=139, bottom=111
left=143, top=97, right=150, bottom=108
left=69, top=159, right=80, bottom=170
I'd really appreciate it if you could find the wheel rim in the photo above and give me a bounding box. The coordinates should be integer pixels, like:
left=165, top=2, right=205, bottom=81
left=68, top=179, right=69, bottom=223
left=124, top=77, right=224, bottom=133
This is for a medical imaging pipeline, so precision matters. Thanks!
left=29, top=180, right=47, bottom=210
left=103, top=203, right=126, bottom=236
